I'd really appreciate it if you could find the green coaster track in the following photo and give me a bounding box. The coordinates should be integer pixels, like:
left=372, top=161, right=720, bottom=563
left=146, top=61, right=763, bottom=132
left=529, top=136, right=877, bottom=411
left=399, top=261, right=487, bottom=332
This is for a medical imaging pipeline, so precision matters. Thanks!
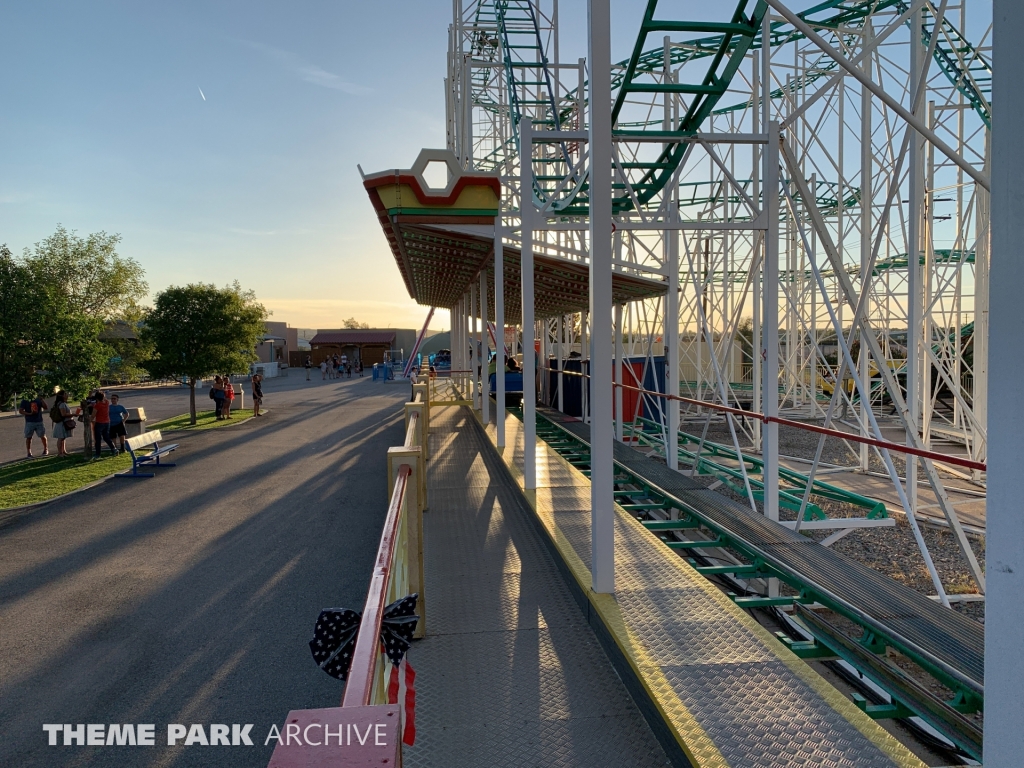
left=468, top=0, right=990, bottom=216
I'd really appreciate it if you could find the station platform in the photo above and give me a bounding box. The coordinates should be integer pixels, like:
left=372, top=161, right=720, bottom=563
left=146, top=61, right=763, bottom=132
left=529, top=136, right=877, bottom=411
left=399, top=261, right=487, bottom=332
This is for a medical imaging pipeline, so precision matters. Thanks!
left=403, top=406, right=670, bottom=767
left=464, top=404, right=931, bottom=767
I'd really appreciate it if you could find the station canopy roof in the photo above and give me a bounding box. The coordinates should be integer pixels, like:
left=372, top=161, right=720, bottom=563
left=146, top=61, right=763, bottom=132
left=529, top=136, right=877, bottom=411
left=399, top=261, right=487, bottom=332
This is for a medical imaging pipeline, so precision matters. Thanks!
left=363, top=149, right=666, bottom=323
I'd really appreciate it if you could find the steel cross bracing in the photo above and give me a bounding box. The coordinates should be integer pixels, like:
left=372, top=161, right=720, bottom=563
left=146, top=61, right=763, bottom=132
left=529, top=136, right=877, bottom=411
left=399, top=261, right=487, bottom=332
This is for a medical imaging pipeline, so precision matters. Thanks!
left=447, top=0, right=989, bottom=603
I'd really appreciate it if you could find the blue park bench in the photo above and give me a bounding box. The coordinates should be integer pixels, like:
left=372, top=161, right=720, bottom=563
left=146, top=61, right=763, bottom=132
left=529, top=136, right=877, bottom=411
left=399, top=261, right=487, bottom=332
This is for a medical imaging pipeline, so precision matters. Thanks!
left=115, top=429, right=179, bottom=479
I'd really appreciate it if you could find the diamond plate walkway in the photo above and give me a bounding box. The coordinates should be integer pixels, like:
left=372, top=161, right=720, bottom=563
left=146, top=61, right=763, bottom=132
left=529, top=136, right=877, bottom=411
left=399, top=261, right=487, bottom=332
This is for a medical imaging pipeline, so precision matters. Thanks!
left=402, top=406, right=670, bottom=767
left=477, top=407, right=929, bottom=768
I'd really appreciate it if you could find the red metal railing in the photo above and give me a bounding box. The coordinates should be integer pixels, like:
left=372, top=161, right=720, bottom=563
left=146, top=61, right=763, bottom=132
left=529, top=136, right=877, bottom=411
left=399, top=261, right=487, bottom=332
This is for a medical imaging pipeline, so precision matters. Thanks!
left=342, top=463, right=412, bottom=707
left=531, top=364, right=986, bottom=472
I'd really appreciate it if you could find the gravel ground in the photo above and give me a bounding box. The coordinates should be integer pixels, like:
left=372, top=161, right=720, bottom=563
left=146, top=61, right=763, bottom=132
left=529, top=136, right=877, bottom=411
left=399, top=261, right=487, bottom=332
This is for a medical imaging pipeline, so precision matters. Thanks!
left=672, top=414, right=985, bottom=625
left=643, top=415, right=986, bottom=740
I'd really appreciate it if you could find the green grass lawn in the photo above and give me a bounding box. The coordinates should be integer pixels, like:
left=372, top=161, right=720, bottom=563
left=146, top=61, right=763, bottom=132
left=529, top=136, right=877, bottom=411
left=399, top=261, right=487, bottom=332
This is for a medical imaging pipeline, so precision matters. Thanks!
left=0, top=410, right=255, bottom=509
left=149, top=409, right=254, bottom=431
left=0, top=452, right=134, bottom=509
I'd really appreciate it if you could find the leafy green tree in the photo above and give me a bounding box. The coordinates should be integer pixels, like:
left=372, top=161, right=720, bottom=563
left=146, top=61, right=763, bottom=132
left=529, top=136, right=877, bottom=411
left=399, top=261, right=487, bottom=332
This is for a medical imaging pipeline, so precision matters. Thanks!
left=100, top=306, right=155, bottom=385
left=23, top=224, right=147, bottom=320
left=342, top=317, right=370, bottom=329
left=143, top=283, right=268, bottom=423
left=0, top=245, right=107, bottom=407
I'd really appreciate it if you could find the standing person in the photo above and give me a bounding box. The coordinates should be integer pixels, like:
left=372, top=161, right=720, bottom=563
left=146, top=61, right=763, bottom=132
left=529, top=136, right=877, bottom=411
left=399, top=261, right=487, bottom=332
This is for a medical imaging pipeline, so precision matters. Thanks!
left=223, top=376, right=236, bottom=418
left=305, top=356, right=312, bottom=381
left=320, top=359, right=328, bottom=380
left=50, top=391, right=77, bottom=457
left=211, top=376, right=226, bottom=420
left=91, top=391, right=117, bottom=458
left=19, top=391, right=49, bottom=458
left=251, top=373, right=264, bottom=417
left=327, top=358, right=335, bottom=380
left=108, top=393, right=129, bottom=452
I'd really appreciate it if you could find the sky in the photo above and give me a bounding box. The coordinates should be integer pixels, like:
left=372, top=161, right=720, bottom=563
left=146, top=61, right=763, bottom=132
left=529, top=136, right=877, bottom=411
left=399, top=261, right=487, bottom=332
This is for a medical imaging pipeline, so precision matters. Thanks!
left=0, top=1, right=677, bottom=333
left=4, top=1, right=928, bottom=333
left=0, top=1, right=456, bottom=331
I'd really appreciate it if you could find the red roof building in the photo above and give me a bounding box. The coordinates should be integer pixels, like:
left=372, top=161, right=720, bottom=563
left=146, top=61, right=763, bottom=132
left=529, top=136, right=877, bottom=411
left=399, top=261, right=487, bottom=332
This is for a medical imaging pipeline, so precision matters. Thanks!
left=308, top=330, right=397, bottom=367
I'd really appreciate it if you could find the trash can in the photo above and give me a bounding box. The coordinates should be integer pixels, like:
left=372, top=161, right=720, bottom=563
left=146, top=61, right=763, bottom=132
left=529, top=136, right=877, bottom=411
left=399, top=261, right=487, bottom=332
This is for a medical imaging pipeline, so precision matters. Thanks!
left=230, top=384, right=245, bottom=411
left=125, top=407, right=147, bottom=438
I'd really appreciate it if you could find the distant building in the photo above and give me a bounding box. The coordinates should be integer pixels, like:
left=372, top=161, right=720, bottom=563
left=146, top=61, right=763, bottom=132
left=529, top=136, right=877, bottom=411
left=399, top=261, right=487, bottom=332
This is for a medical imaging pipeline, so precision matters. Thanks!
left=256, top=321, right=300, bottom=366
left=304, top=328, right=435, bottom=367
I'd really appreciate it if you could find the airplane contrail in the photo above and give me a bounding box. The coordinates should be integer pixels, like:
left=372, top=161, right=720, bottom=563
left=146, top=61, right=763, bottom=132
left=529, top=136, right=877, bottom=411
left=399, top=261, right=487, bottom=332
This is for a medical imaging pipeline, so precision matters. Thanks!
left=198, top=86, right=206, bottom=101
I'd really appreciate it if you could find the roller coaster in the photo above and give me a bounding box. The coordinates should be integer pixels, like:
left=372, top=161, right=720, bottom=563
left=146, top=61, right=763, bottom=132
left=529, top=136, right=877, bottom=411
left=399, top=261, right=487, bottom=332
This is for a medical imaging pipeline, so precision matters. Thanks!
left=437, top=0, right=991, bottom=760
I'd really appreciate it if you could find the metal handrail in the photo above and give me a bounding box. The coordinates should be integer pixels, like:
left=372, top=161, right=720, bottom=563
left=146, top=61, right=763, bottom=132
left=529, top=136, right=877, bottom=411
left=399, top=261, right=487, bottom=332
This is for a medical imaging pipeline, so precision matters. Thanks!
left=536, top=363, right=986, bottom=472
left=342, top=463, right=412, bottom=707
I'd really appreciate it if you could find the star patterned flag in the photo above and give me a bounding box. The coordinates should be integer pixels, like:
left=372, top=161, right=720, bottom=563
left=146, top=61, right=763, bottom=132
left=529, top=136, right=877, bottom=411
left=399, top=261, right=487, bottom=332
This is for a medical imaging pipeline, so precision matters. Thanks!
left=308, top=595, right=419, bottom=682
left=379, top=594, right=418, bottom=667
left=308, top=608, right=362, bottom=680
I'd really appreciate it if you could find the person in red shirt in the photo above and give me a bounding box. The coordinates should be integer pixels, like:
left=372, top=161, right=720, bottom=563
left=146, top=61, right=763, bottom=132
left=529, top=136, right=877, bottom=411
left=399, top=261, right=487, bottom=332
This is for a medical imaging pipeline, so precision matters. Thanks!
left=91, top=391, right=118, bottom=458
left=223, top=375, right=236, bottom=418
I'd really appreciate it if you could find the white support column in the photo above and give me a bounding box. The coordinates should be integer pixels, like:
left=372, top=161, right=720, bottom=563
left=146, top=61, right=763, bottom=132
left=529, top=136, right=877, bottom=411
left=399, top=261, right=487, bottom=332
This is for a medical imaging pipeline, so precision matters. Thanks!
left=615, top=304, right=623, bottom=442
left=539, top=318, right=548, bottom=406
left=480, top=268, right=489, bottom=425
left=588, top=0, right=614, bottom=594
left=470, top=281, right=478, bottom=410
left=460, top=297, right=467, bottom=389
left=453, top=299, right=460, bottom=385
left=521, top=119, right=537, bottom=490
left=906, top=4, right=923, bottom=515
left=762, top=121, right=781, bottom=524
left=662, top=36, right=679, bottom=469
left=556, top=315, right=564, bottom=413
left=495, top=223, right=506, bottom=446
left=859, top=20, right=872, bottom=472
left=666, top=209, right=680, bottom=470
left=581, top=310, right=588, bottom=422
left=986, top=2, right=1024, bottom=761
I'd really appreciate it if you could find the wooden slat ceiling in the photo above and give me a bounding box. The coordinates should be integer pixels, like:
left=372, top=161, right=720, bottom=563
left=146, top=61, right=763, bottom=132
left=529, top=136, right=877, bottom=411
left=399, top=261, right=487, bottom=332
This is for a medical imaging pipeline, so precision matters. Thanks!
left=386, top=221, right=666, bottom=321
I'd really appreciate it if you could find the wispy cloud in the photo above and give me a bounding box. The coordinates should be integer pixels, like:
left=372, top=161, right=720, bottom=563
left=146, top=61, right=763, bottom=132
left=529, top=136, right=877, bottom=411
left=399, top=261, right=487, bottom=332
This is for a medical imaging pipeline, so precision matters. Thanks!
left=227, top=227, right=312, bottom=237
left=241, top=40, right=371, bottom=95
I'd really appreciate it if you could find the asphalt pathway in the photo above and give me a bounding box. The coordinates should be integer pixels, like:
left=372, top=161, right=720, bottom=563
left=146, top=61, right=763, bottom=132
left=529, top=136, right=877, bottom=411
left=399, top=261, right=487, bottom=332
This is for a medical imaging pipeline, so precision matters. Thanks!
left=0, top=374, right=411, bottom=767
left=0, top=370, right=362, bottom=464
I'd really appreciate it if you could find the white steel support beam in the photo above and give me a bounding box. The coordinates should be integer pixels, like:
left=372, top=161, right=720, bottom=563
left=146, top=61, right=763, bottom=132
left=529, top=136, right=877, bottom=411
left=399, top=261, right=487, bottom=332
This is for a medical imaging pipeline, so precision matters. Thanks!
left=973, top=135, right=990, bottom=474
left=781, top=140, right=985, bottom=593
left=480, top=268, right=489, bottom=425
left=470, top=280, right=478, bottom=410
left=615, top=304, right=623, bottom=442
left=859, top=21, right=872, bottom=472
left=666, top=212, right=680, bottom=471
left=521, top=119, right=537, bottom=490
left=986, top=1, right=1024, bottom=761
left=556, top=316, right=564, bottom=413
left=906, top=4, right=924, bottom=517
left=764, top=0, right=990, bottom=191
left=762, top=122, right=781, bottom=524
left=495, top=223, right=505, bottom=445
left=588, top=0, right=614, bottom=594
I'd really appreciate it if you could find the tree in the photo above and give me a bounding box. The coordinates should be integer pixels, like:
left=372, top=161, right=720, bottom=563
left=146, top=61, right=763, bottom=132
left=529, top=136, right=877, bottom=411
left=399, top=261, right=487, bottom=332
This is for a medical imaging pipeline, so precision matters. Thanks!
left=100, top=305, right=155, bottom=385
left=342, top=317, right=370, bottom=329
left=23, top=224, right=148, bottom=320
left=142, top=283, right=269, bottom=424
left=0, top=245, right=107, bottom=408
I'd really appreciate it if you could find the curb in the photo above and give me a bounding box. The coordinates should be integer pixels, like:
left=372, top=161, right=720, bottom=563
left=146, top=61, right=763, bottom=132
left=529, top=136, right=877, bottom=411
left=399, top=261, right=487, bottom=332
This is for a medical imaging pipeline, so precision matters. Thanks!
left=0, top=412, right=269, bottom=520
left=0, top=470, right=122, bottom=522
